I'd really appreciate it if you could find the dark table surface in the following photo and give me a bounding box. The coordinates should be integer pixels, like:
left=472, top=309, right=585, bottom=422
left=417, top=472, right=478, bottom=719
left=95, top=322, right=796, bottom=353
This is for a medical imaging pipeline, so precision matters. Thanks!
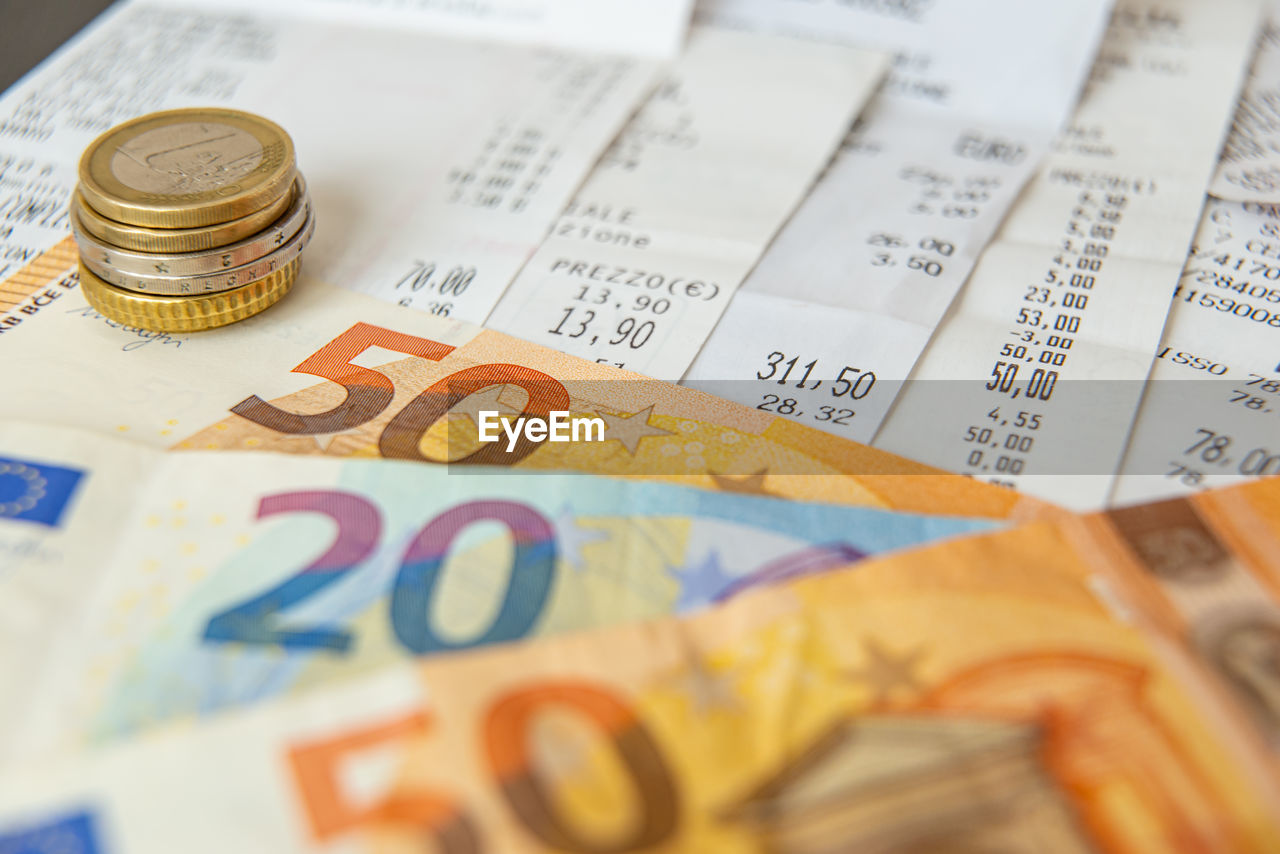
left=0, top=1, right=116, bottom=96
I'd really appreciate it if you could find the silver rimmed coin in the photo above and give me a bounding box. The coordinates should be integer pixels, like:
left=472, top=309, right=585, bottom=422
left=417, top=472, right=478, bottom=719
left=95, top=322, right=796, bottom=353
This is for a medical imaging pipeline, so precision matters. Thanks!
left=80, top=207, right=315, bottom=296
left=72, top=178, right=310, bottom=277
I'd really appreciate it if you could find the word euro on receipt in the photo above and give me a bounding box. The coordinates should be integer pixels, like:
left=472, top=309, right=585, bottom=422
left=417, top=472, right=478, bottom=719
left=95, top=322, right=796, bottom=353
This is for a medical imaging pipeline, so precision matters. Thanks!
left=682, top=0, right=1112, bottom=411
left=877, top=0, right=1265, bottom=510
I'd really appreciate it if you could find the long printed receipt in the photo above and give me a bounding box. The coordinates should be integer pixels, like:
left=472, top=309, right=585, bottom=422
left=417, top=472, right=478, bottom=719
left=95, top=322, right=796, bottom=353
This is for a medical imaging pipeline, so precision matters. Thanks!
left=680, top=0, right=1112, bottom=417
left=1113, top=2, right=1280, bottom=506
left=1208, top=1, right=1280, bottom=205
left=1112, top=200, right=1280, bottom=505
left=876, top=0, right=1266, bottom=510
left=0, top=0, right=694, bottom=326
left=483, top=28, right=886, bottom=375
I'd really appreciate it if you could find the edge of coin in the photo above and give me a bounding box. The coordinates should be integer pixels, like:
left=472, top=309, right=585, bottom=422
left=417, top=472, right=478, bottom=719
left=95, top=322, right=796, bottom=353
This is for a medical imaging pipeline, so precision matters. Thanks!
left=78, top=108, right=296, bottom=228
left=78, top=257, right=300, bottom=333
left=72, top=182, right=311, bottom=283
left=72, top=179, right=298, bottom=254
left=78, top=205, right=314, bottom=297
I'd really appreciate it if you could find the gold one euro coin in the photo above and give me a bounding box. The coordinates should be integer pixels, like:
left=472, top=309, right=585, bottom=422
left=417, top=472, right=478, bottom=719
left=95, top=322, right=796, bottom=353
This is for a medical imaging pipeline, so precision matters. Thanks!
left=78, top=107, right=296, bottom=228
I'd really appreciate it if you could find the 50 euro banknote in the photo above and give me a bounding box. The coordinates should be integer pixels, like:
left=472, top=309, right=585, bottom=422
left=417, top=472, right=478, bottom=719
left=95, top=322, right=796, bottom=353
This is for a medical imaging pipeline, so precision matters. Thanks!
left=4, top=484, right=1280, bottom=852
left=0, top=253, right=1047, bottom=519
left=0, top=422, right=995, bottom=765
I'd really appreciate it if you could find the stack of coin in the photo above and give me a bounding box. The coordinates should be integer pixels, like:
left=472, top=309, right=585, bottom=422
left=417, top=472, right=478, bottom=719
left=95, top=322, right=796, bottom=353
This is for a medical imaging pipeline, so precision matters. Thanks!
left=70, top=108, right=314, bottom=332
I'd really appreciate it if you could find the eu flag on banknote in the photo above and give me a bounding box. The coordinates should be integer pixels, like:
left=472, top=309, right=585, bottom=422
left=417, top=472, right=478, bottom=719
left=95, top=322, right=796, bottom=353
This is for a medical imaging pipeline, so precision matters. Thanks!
left=0, top=808, right=102, bottom=853
left=0, top=457, right=85, bottom=528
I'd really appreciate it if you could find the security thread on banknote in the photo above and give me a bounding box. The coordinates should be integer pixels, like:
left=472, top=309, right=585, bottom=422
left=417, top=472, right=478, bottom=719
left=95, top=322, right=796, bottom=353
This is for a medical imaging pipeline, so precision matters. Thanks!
left=69, top=108, right=315, bottom=332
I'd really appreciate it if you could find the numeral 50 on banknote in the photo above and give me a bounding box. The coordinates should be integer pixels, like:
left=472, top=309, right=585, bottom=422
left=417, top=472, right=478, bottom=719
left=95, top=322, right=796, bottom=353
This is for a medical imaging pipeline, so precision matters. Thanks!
left=230, top=323, right=569, bottom=463
left=290, top=686, right=677, bottom=852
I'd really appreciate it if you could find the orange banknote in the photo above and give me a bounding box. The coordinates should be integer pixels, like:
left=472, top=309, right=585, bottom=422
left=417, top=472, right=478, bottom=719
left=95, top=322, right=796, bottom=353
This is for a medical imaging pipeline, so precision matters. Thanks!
left=335, top=516, right=1280, bottom=852
left=1072, top=477, right=1280, bottom=781
left=2, top=486, right=1278, bottom=851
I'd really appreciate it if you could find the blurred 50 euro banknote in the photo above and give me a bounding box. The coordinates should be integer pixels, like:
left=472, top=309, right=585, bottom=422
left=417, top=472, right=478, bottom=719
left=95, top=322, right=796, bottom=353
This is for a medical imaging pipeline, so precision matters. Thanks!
left=3, top=480, right=1280, bottom=851
left=0, top=259, right=1047, bottom=519
left=0, top=422, right=996, bottom=765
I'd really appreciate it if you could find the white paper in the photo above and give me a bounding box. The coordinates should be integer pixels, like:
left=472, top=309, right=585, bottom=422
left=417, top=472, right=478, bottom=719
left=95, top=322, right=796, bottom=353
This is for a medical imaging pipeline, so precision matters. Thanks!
left=483, top=27, right=887, bottom=377
left=876, top=0, right=1265, bottom=510
left=1210, top=2, right=1280, bottom=202
left=1111, top=199, right=1280, bottom=505
left=0, top=1, right=676, bottom=328
left=679, top=0, right=1112, bottom=439
left=0, top=666, right=425, bottom=853
left=151, top=0, right=694, bottom=58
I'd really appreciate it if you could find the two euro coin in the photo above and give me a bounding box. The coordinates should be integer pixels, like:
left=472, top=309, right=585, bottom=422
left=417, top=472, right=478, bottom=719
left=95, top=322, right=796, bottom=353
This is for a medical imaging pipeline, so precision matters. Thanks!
left=70, top=108, right=314, bottom=332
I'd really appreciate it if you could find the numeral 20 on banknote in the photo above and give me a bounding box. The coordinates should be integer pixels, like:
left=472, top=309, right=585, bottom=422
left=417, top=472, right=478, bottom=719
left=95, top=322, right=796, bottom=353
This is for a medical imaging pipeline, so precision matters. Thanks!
left=203, top=492, right=556, bottom=654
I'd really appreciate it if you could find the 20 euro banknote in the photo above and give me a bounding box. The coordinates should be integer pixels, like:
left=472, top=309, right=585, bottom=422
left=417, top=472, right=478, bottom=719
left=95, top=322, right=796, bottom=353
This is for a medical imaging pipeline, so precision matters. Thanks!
left=0, top=422, right=995, bottom=764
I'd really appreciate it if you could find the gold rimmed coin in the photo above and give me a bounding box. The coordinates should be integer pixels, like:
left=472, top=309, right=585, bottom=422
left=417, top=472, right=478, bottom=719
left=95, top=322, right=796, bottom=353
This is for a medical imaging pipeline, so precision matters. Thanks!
left=78, top=108, right=296, bottom=228
left=78, top=257, right=300, bottom=332
left=72, top=178, right=297, bottom=253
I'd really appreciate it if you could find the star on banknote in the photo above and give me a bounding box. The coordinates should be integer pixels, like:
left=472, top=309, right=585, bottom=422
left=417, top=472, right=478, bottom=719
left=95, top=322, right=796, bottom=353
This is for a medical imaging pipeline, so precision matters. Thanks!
left=595, top=404, right=673, bottom=455
left=664, top=656, right=743, bottom=715
left=847, top=638, right=926, bottom=706
left=670, top=550, right=736, bottom=611
left=553, top=503, right=609, bottom=571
